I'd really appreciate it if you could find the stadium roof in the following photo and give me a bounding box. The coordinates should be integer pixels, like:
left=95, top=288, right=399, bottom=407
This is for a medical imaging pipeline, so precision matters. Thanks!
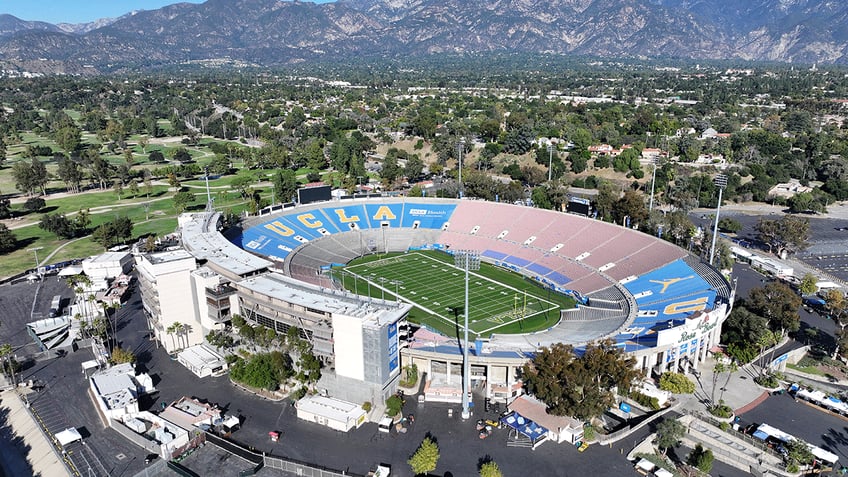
left=238, top=272, right=410, bottom=326
left=180, top=212, right=271, bottom=277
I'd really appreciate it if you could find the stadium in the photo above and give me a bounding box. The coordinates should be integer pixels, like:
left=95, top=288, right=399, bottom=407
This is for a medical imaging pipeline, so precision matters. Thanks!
left=169, top=196, right=732, bottom=406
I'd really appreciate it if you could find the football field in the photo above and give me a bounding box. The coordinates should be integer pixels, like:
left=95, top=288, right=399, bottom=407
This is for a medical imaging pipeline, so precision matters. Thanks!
left=339, top=251, right=565, bottom=338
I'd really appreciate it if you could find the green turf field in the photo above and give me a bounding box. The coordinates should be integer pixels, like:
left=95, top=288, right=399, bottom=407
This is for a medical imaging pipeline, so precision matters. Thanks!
left=338, top=251, right=574, bottom=338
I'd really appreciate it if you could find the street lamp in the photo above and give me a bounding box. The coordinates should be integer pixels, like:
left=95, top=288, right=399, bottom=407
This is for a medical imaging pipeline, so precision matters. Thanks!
left=709, top=174, right=728, bottom=267
left=547, top=142, right=554, bottom=182
left=457, top=138, right=466, bottom=199
left=454, top=250, right=480, bottom=420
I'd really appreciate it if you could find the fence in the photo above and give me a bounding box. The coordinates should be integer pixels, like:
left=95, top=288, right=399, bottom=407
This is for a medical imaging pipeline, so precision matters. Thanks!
left=204, top=431, right=365, bottom=477
left=130, top=458, right=168, bottom=477
left=596, top=399, right=681, bottom=445
left=108, top=419, right=160, bottom=456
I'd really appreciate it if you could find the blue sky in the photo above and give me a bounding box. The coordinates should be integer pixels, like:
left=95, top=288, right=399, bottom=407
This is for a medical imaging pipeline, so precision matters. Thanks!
left=3, top=0, right=333, bottom=24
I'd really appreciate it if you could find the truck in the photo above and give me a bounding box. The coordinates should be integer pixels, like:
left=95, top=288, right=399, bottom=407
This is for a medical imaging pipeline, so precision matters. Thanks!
left=48, top=295, right=63, bottom=317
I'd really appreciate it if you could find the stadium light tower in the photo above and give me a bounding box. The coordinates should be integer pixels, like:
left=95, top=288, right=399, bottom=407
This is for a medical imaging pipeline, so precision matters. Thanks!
left=454, top=250, right=480, bottom=420
left=648, top=156, right=658, bottom=213
left=457, top=138, right=466, bottom=199
left=709, top=174, right=728, bottom=267
left=547, top=142, right=554, bottom=182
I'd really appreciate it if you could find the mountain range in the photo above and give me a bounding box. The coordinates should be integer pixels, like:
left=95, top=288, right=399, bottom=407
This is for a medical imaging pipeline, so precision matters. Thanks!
left=0, top=0, right=846, bottom=74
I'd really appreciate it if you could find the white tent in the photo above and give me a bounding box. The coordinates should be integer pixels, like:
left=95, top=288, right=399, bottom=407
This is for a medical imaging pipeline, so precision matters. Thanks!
left=56, top=427, right=82, bottom=446
left=58, top=266, right=84, bottom=277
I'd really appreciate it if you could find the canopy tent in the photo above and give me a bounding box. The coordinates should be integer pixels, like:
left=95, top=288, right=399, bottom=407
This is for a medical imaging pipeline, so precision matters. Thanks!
left=654, top=468, right=674, bottom=477
left=58, top=266, right=84, bottom=277
left=754, top=423, right=839, bottom=465
left=501, top=412, right=548, bottom=443
left=56, top=427, right=82, bottom=446
left=635, top=458, right=656, bottom=472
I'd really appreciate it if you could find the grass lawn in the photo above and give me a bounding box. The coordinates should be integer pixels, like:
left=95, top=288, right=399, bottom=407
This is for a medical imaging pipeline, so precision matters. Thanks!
left=339, top=251, right=572, bottom=339
left=0, top=184, right=254, bottom=279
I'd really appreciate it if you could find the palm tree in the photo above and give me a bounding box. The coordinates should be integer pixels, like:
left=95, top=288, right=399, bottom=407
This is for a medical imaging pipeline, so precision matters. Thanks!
left=166, top=322, right=181, bottom=352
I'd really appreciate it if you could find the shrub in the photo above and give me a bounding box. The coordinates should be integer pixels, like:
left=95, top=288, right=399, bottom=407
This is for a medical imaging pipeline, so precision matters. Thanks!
left=386, top=395, right=403, bottom=417
left=362, top=401, right=372, bottom=413
left=291, top=387, right=307, bottom=401
left=687, top=444, right=714, bottom=473
left=659, top=372, right=696, bottom=394
left=708, top=402, right=733, bottom=418
left=631, top=391, right=661, bottom=411
left=754, top=374, right=780, bottom=388
left=582, top=424, right=596, bottom=441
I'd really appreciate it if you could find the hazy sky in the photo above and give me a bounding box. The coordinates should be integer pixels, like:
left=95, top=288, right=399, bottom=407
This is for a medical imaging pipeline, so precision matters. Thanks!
left=3, top=0, right=333, bottom=24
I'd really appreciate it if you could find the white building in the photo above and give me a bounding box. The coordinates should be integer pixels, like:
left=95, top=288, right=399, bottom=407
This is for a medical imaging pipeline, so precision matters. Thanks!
left=82, top=251, right=133, bottom=281
left=120, top=411, right=191, bottom=460
left=295, top=395, right=367, bottom=432
left=177, top=344, right=228, bottom=378
left=135, top=250, right=202, bottom=354
left=90, top=363, right=154, bottom=421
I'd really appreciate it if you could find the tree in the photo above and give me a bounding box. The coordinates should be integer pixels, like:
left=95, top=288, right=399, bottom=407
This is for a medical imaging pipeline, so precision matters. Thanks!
left=166, top=322, right=183, bottom=351
left=658, top=372, right=695, bottom=394
left=408, top=436, right=439, bottom=475
left=754, top=215, right=809, bottom=257
left=128, top=179, right=139, bottom=198
left=717, top=217, right=742, bottom=233
left=614, top=189, right=648, bottom=227
left=824, top=289, right=848, bottom=358
left=799, top=273, right=818, bottom=295
left=405, top=155, right=425, bottom=182
left=785, top=439, right=815, bottom=469
left=172, top=190, right=196, bottom=214
left=380, top=154, right=402, bottom=186
left=787, top=191, right=824, bottom=214
left=55, top=125, right=82, bottom=153
left=522, top=340, right=639, bottom=419
left=479, top=461, right=503, bottom=477
left=0, top=224, right=16, bottom=253
left=273, top=169, right=298, bottom=204
left=747, top=282, right=802, bottom=336
left=149, top=150, right=165, bottom=163
left=655, top=418, right=686, bottom=457
left=111, top=347, right=135, bottom=364
left=687, top=444, right=714, bottom=473
left=113, top=179, right=124, bottom=200
left=23, top=197, right=45, bottom=212
left=56, top=156, right=83, bottom=193
left=91, top=216, right=133, bottom=248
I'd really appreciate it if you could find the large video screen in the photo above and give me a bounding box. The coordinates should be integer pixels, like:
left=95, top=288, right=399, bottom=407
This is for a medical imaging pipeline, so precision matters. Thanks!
left=297, top=185, right=332, bottom=205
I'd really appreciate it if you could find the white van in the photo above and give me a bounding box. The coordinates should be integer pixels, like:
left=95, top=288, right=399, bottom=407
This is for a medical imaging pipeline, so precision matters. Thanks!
left=378, top=416, right=393, bottom=433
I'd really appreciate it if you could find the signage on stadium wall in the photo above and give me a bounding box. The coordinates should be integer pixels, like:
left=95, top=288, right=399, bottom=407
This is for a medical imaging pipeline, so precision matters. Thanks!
left=387, top=322, right=399, bottom=374
left=655, top=305, right=726, bottom=347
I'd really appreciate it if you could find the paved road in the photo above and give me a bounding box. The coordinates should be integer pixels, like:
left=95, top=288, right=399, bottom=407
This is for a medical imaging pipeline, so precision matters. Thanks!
left=737, top=391, right=848, bottom=468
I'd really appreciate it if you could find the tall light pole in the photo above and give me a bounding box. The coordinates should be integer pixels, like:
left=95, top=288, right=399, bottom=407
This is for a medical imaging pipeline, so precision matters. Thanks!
left=204, top=166, right=212, bottom=211
left=27, top=247, right=43, bottom=274
left=709, top=174, right=728, bottom=267
left=457, top=138, right=466, bottom=199
left=547, top=142, right=554, bottom=182
left=454, top=250, right=480, bottom=420
left=648, top=156, right=658, bottom=213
